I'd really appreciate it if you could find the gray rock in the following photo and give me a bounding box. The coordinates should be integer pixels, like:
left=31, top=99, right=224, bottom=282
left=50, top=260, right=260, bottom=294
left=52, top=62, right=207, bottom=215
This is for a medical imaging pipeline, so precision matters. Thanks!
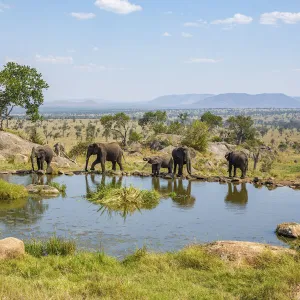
left=276, top=223, right=300, bottom=238
left=26, top=184, right=60, bottom=195
left=0, top=237, right=25, bottom=260
left=14, top=154, right=29, bottom=164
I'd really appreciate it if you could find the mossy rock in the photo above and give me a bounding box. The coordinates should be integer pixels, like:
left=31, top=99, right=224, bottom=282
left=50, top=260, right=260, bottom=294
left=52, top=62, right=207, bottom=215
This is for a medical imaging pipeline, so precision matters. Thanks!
left=26, top=184, right=60, bottom=196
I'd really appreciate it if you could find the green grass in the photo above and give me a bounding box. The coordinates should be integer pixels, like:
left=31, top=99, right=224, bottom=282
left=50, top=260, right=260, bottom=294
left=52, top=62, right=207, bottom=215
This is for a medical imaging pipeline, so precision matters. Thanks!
left=87, top=182, right=160, bottom=217
left=0, top=179, right=28, bottom=200
left=49, top=182, right=67, bottom=196
left=0, top=244, right=300, bottom=299
left=25, top=236, right=76, bottom=258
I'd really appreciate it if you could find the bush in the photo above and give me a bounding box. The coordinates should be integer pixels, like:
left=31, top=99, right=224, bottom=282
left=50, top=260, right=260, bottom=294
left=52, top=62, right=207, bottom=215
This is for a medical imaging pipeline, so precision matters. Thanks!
left=182, top=120, right=209, bottom=152
left=211, top=136, right=222, bottom=142
left=68, top=142, right=90, bottom=158
left=129, top=130, right=142, bottom=143
left=25, top=236, right=76, bottom=257
left=167, top=121, right=183, bottom=134
left=49, top=182, right=67, bottom=196
left=0, top=180, right=28, bottom=200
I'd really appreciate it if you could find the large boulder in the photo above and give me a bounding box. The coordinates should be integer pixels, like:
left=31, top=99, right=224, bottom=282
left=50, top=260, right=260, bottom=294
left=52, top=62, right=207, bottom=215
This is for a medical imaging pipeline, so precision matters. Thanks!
left=208, top=142, right=234, bottom=160
left=276, top=223, right=300, bottom=238
left=26, top=184, right=60, bottom=196
left=14, top=154, right=29, bottom=164
left=204, top=241, right=295, bottom=265
left=52, top=156, right=76, bottom=168
left=0, top=237, right=25, bottom=260
left=0, top=154, right=6, bottom=162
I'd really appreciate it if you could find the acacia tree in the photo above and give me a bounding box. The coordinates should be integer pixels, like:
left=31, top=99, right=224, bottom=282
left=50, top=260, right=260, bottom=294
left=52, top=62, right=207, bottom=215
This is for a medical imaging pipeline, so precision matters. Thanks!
left=0, top=62, right=49, bottom=130
left=201, top=111, right=223, bottom=129
left=138, top=110, right=167, bottom=136
left=100, top=112, right=131, bottom=146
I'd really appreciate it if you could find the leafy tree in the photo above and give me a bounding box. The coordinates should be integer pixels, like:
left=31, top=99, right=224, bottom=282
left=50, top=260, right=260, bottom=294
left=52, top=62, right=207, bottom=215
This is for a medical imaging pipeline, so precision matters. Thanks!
left=74, top=125, right=83, bottom=141
left=182, top=120, right=209, bottom=152
left=129, top=130, right=142, bottom=143
left=167, top=121, right=183, bottom=134
left=61, top=121, right=70, bottom=137
left=227, top=115, right=257, bottom=145
left=178, top=112, right=189, bottom=125
left=201, top=111, right=222, bottom=129
left=100, top=113, right=131, bottom=146
left=86, top=122, right=96, bottom=142
left=0, top=62, right=49, bottom=130
left=138, top=111, right=167, bottom=128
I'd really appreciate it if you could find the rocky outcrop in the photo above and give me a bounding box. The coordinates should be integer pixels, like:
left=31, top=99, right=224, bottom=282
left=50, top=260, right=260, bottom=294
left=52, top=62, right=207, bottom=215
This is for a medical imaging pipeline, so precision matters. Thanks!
left=276, top=223, right=300, bottom=238
left=0, top=237, right=25, bottom=260
left=26, top=184, right=60, bottom=196
left=14, top=154, right=29, bottom=164
left=204, top=241, right=296, bottom=265
left=208, top=142, right=234, bottom=160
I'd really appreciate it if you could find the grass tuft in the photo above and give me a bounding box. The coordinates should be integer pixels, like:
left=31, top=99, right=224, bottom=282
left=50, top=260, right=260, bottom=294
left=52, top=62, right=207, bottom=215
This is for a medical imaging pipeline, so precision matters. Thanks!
left=0, top=179, right=28, bottom=200
left=48, top=182, right=67, bottom=196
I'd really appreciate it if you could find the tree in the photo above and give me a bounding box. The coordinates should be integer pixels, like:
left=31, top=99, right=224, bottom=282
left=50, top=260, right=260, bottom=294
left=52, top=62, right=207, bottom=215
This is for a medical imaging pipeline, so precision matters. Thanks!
left=167, top=121, right=183, bottom=134
left=178, top=112, right=189, bottom=125
left=86, top=122, right=96, bottom=142
left=182, top=120, right=209, bottom=152
left=138, top=111, right=167, bottom=128
left=227, top=115, right=257, bottom=145
left=100, top=113, right=131, bottom=146
left=0, top=62, right=49, bottom=130
left=201, top=111, right=222, bottom=129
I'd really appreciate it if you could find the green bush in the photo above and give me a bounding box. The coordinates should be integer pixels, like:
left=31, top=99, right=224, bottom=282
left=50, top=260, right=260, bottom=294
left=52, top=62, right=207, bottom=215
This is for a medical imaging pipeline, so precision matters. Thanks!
left=25, top=236, right=76, bottom=257
left=68, top=141, right=90, bottom=158
left=49, top=182, right=67, bottom=196
left=182, top=120, right=209, bottom=152
left=0, top=179, right=28, bottom=200
left=129, top=130, right=142, bottom=143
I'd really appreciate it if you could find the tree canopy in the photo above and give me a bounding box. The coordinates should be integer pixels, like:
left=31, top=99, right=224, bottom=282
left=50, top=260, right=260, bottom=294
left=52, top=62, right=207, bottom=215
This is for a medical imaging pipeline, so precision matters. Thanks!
left=201, top=111, right=223, bottom=129
left=0, top=62, right=49, bottom=130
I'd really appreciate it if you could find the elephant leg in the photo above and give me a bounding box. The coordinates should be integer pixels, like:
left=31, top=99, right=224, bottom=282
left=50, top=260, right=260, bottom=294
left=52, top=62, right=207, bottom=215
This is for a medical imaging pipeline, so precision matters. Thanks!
left=40, top=157, right=45, bottom=171
left=112, top=161, right=117, bottom=171
left=228, top=164, right=232, bottom=177
left=36, top=159, right=40, bottom=171
left=241, top=167, right=246, bottom=179
left=178, top=164, right=183, bottom=176
left=152, top=164, right=155, bottom=176
left=118, top=161, right=123, bottom=171
left=101, top=160, right=106, bottom=173
left=233, top=166, right=237, bottom=177
left=157, top=164, right=161, bottom=176
left=91, top=159, right=100, bottom=171
left=174, top=163, right=177, bottom=175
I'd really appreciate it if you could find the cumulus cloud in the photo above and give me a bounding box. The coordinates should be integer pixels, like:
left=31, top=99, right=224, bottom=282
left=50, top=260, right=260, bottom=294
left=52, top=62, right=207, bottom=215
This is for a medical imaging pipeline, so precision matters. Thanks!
left=70, top=12, right=96, bottom=20
left=260, top=12, right=300, bottom=25
left=185, top=58, right=221, bottom=64
left=212, top=13, right=253, bottom=25
left=94, top=0, right=142, bottom=15
left=35, top=54, right=74, bottom=64
left=184, top=19, right=207, bottom=27
left=182, top=32, right=193, bottom=38
left=162, top=32, right=171, bottom=37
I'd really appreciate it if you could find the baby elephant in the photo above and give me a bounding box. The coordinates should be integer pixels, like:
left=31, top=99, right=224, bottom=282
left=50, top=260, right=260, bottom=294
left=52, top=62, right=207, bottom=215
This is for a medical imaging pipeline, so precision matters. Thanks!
left=143, top=156, right=173, bottom=176
left=225, top=151, right=248, bottom=179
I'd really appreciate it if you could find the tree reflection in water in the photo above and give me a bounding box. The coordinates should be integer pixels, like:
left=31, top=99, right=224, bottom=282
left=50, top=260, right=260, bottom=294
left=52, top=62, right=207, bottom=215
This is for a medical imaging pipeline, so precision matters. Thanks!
left=224, top=183, right=248, bottom=208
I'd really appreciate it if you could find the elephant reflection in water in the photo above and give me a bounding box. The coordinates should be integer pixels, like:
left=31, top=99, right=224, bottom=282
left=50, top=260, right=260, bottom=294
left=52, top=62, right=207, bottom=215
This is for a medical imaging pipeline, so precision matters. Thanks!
left=152, top=177, right=195, bottom=208
left=31, top=174, right=53, bottom=186
left=225, top=183, right=248, bottom=208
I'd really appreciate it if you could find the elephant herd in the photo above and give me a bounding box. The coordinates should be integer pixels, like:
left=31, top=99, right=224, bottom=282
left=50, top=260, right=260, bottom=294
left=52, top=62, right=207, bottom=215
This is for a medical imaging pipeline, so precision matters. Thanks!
left=31, top=142, right=249, bottom=179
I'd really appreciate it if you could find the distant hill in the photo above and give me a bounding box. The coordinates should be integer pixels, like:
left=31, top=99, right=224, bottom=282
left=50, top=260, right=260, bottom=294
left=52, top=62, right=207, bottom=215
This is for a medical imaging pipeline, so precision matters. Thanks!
left=148, top=94, right=214, bottom=108
left=193, top=93, right=300, bottom=108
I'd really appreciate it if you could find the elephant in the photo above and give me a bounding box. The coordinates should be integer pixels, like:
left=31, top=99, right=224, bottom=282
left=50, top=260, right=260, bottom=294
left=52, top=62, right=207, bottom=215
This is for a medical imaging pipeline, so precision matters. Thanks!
left=172, top=147, right=192, bottom=176
left=31, top=145, right=54, bottom=171
left=225, top=183, right=248, bottom=208
left=85, top=142, right=125, bottom=172
left=53, top=142, right=65, bottom=157
left=225, top=151, right=248, bottom=178
left=143, top=156, right=173, bottom=176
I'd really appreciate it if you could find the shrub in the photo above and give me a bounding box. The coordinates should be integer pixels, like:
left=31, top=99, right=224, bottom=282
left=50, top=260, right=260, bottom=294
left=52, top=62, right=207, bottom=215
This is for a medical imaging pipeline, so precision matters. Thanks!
left=49, top=182, right=67, bottom=196
left=68, top=141, right=91, bottom=158
left=0, top=179, right=28, bottom=200
left=25, top=236, right=76, bottom=257
left=4, top=128, right=28, bottom=140
left=129, top=130, right=142, bottom=143
left=167, top=121, right=183, bottom=134
left=211, top=136, right=222, bottom=142
left=182, top=120, right=209, bottom=152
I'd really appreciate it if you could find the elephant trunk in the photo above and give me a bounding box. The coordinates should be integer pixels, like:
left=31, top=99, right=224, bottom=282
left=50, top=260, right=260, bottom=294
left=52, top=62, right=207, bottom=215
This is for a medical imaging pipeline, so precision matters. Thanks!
left=31, top=148, right=35, bottom=171
left=187, top=159, right=192, bottom=175
left=85, top=152, right=91, bottom=171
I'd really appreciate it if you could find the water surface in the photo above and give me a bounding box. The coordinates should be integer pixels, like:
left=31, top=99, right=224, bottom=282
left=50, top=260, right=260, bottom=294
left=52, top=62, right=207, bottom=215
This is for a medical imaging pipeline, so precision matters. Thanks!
left=0, top=174, right=298, bottom=257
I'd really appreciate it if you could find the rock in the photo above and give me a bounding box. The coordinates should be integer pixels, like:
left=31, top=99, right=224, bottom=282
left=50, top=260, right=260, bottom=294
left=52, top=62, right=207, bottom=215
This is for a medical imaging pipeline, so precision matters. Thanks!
left=0, top=154, right=6, bottom=162
left=276, top=223, right=300, bottom=238
left=36, top=170, right=45, bottom=175
left=208, top=142, right=234, bottom=160
left=0, top=237, right=25, bottom=260
left=26, top=184, right=60, bottom=195
left=58, top=170, right=64, bottom=175
left=64, top=172, right=74, bottom=176
left=276, top=184, right=284, bottom=187
left=164, top=173, right=174, bottom=179
left=204, top=241, right=296, bottom=265
left=127, top=142, right=142, bottom=154
left=14, top=154, right=29, bottom=164
left=150, top=140, right=164, bottom=151
left=253, top=177, right=262, bottom=183
left=52, top=156, right=76, bottom=168
left=159, top=145, right=174, bottom=154
left=128, top=152, right=143, bottom=157
left=109, top=170, right=122, bottom=176
left=231, top=177, right=242, bottom=183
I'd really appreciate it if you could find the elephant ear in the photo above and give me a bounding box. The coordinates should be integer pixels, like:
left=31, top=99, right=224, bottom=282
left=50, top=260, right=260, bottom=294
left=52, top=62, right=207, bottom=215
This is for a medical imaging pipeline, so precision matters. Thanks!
left=151, top=157, right=162, bottom=164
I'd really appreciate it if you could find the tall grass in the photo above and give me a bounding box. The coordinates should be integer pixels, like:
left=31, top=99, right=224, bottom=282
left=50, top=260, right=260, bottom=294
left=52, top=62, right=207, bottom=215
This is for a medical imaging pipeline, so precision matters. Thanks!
left=0, top=179, right=28, bottom=200
left=48, top=182, right=67, bottom=196
left=25, top=236, right=76, bottom=257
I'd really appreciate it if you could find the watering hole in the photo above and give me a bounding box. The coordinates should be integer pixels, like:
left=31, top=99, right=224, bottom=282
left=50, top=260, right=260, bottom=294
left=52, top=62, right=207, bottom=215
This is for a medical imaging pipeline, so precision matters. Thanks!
left=0, top=174, right=299, bottom=257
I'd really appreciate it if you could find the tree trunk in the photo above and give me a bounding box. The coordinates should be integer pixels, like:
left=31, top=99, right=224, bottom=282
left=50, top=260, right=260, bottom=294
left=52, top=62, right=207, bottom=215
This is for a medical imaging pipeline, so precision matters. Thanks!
left=253, top=150, right=260, bottom=170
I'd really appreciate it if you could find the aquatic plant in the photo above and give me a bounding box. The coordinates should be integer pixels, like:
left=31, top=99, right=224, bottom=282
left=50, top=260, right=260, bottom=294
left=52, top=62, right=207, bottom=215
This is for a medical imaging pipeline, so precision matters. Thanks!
left=0, top=179, right=28, bottom=200
left=25, top=236, right=76, bottom=257
left=49, top=182, right=67, bottom=196
left=87, top=182, right=160, bottom=216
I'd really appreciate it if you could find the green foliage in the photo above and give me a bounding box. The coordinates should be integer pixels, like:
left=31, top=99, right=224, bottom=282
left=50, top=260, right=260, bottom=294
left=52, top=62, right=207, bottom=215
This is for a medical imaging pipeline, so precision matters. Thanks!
left=0, top=179, right=28, bottom=200
left=167, top=121, right=183, bottom=134
left=178, top=112, right=189, bottom=124
left=28, top=126, right=45, bottom=145
left=227, top=115, right=258, bottom=145
left=85, top=122, right=96, bottom=142
left=201, top=111, right=223, bottom=128
left=25, top=236, right=76, bottom=257
left=0, top=62, right=49, bottom=130
left=49, top=182, right=67, bottom=196
left=278, top=142, right=288, bottom=152
left=138, top=110, right=167, bottom=128
left=152, top=122, right=167, bottom=134
left=211, top=136, right=222, bottom=142
left=4, top=128, right=28, bottom=140
left=260, top=157, right=274, bottom=173
left=182, top=120, right=209, bottom=152
left=100, top=113, right=131, bottom=146
left=129, top=130, right=142, bottom=143
left=68, top=141, right=90, bottom=158
left=87, top=182, right=160, bottom=217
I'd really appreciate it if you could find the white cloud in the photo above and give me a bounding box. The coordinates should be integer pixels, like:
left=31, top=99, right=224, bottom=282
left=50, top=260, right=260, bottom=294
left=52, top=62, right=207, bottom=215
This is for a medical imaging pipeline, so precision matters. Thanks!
left=93, top=46, right=99, bottom=51
left=0, top=1, right=10, bottom=12
left=212, top=13, right=253, bottom=25
left=185, top=58, right=221, bottom=64
left=94, top=0, right=142, bottom=15
left=70, top=12, right=96, bottom=20
left=164, top=11, right=173, bottom=15
left=162, top=32, right=171, bottom=37
left=35, top=54, right=74, bottom=64
left=184, top=19, right=207, bottom=27
left=182, top=32, right=193, bottom=38
left=260, top=12, right=300, bottom=25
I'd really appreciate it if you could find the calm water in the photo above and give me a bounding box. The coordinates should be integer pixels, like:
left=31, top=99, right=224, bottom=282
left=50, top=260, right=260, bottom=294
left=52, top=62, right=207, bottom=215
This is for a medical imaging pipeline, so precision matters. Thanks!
left=0, top=174, right=299, bottom=257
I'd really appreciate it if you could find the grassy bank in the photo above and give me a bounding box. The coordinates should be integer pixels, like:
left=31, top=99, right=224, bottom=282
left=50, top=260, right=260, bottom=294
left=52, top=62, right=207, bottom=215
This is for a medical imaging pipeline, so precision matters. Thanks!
left=0, top=179, right=28, bottom=200
left=1, top=244, right=300, bottom=299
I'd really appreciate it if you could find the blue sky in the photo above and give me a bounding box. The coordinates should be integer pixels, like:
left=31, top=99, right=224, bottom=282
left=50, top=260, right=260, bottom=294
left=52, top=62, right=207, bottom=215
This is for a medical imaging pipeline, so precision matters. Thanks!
left=1, top=0, right=300, bottom=102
